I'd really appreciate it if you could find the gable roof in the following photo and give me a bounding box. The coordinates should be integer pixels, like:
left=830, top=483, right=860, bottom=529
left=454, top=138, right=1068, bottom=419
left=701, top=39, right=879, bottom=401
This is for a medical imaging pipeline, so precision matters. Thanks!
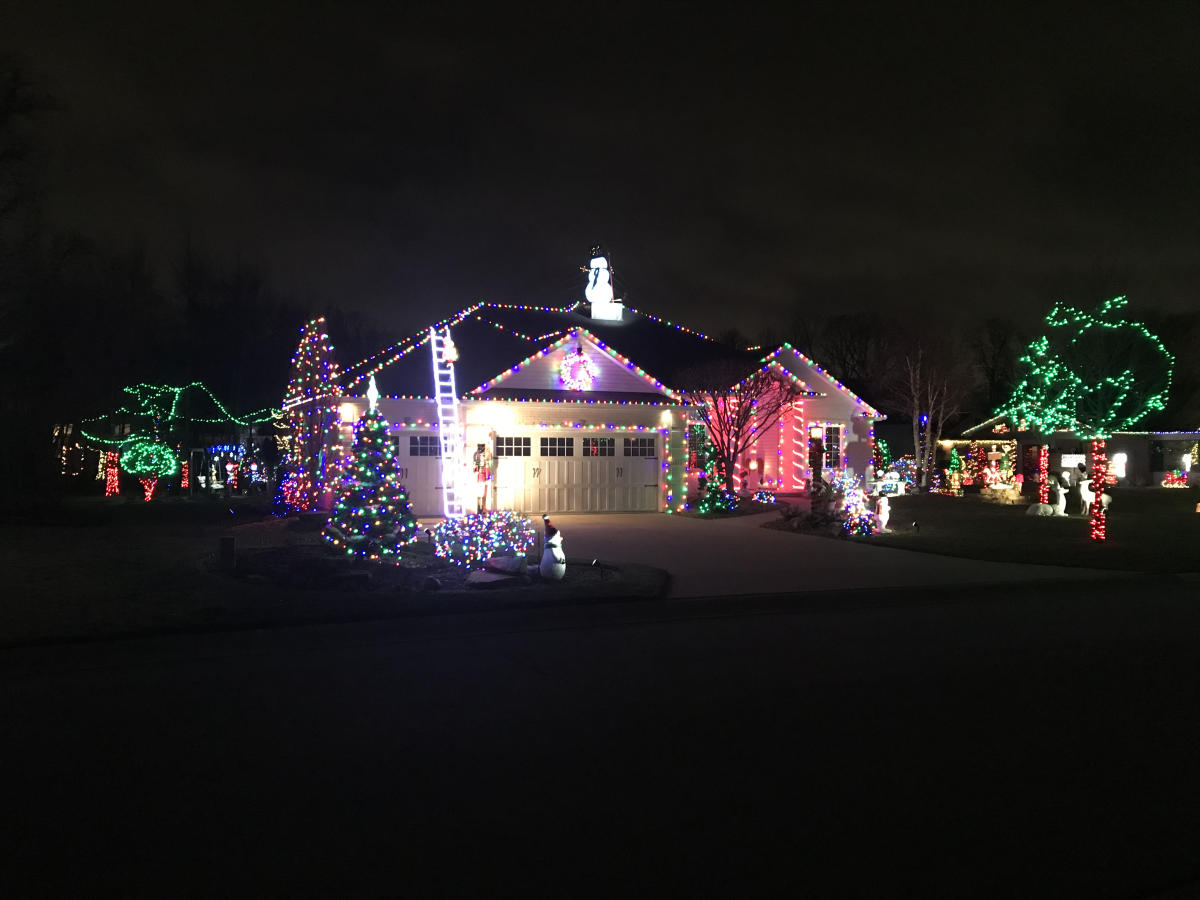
left=343, top=302, right=761, bottom=399
left=763, top=344, right=884, bottom=418
left=472, top=328, right=681, bottom=400
left=336, top=302, right=885, bottom=419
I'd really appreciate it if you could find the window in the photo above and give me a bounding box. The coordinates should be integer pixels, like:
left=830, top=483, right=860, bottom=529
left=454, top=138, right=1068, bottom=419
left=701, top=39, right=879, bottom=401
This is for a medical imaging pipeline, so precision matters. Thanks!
left=496, top=436, right=531, bottom=457
left=624, top=437, right=656, bottom=457
left=409, top=435, right=440, bottom=456
left=822, top=427, right=841, bottom=470
left=583, top=437, right=614, bottom=457
left=540, top=437, right=573, bottom=457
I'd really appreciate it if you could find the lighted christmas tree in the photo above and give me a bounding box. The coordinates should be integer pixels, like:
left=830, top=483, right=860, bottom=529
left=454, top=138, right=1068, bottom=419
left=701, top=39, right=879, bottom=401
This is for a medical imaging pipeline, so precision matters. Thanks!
left=1001, top=296, right=1174, bottom=541
left=283, top=317, right=340, bottom=512
left=322, top=382, right=417, bottom=562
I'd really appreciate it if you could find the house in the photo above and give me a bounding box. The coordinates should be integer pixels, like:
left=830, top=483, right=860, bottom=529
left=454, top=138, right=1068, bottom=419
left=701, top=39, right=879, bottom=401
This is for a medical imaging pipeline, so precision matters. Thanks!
left=961, top=414, right=1199, bottom=488
left=321, top=263, right=886, bottom=517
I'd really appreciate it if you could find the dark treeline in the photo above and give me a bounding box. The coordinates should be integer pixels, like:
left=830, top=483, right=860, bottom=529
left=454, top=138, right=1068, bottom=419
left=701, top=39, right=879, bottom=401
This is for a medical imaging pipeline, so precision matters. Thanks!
left=0, top=59, right=389, bottom=493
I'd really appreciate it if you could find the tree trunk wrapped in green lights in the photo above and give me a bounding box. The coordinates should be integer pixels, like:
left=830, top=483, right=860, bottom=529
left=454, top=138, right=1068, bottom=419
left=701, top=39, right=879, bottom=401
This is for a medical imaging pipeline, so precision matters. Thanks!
left=1001, top=296, right=1174, bottom=542
left=322, top=408, right=418, bottom=562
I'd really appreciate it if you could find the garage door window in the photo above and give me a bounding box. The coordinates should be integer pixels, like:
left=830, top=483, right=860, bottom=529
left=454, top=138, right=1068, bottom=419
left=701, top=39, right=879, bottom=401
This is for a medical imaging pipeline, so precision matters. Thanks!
left=583, top=437, right=614, bottom=457
left=496, top=436, right=531, bottom=456
left=409, top=435, right=440, bottom=456
left=624, top=437, right=656, bottom=457
left=540, top=437, right=574, bottom=457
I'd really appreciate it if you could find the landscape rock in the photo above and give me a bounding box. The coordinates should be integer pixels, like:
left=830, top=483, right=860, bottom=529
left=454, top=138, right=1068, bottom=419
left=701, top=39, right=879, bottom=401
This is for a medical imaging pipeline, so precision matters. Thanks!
left=484, top=555, right=527, bottom=575
left=420, top=575, right=441, bottom=592
left=1026, top=503, right=1055, bottom=517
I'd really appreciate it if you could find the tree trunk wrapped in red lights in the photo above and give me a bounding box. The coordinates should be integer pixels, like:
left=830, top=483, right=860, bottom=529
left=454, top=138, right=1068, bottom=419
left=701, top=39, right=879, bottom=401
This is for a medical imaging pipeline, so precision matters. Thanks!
left=1089, top=439, right=1108, bottom=542
left=1037, top=444, right=1049, bottom=505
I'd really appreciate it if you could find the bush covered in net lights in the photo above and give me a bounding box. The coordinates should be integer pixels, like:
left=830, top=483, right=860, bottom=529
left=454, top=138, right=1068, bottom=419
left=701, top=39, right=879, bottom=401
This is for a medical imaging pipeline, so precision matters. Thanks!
left=432, top=511, right=538, bottom=568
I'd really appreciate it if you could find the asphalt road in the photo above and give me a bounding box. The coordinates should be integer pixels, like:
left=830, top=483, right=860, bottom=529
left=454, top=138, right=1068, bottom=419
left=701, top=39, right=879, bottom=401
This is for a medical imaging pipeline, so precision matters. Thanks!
left=5, top=578, right=1199, bottom=898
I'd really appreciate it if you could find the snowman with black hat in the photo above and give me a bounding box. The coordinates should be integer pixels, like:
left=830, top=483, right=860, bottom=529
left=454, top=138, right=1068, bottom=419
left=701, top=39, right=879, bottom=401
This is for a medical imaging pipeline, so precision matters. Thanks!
left=540, top=514, right=566, bottom=581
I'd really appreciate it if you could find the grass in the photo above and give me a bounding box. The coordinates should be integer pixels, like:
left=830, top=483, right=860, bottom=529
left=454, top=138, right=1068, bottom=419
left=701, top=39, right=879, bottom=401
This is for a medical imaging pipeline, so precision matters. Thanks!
left=856, top=487, right=1200, bottom=572
left=0, top=495, right=667, bottom=647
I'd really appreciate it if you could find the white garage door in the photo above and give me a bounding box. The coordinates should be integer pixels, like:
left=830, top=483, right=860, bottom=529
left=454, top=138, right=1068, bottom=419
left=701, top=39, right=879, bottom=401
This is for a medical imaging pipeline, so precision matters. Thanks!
left=394, top=434, right=445, bottom=517
left=493, top=434, right=660, bottom=513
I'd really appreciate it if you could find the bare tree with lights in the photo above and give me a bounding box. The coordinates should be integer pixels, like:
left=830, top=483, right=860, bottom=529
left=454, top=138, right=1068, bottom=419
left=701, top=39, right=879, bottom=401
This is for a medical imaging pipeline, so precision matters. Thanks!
left=678, top=359, right=802, bottom=495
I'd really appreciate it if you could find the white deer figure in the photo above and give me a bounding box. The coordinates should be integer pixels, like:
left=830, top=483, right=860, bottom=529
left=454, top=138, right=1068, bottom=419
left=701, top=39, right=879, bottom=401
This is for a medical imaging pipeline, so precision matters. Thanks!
left=1079, top=478, right=1095, bottom=516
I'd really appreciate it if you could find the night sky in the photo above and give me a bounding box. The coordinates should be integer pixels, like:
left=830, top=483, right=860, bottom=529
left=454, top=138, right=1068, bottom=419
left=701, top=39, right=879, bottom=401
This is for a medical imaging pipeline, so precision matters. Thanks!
left=9, top=3, right=1200, bottom=340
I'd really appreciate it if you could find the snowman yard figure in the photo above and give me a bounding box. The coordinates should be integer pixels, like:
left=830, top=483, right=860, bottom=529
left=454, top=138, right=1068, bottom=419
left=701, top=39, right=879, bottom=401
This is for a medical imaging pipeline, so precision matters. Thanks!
left=1052, top=472, right=1069, bottom=516
left=875, top=495, right=891, bottom=532
left=540, top=514, right=566, bottom=581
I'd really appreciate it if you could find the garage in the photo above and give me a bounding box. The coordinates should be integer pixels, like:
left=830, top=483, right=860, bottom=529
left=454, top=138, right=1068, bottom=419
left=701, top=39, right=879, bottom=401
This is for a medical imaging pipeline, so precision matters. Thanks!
left=493, top=432, right=662, bottom=513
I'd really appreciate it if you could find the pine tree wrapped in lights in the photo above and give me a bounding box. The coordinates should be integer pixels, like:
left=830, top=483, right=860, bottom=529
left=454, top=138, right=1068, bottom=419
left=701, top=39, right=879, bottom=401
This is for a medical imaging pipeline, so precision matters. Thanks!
left=322, top=394, right=418, bottom=562
left=283, top=317, right=340, bottom=512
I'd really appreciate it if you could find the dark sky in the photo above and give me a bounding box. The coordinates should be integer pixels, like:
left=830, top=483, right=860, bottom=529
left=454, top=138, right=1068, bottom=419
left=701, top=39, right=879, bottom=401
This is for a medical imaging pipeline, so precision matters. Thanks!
left=9, top=2, right=1200, bottom=340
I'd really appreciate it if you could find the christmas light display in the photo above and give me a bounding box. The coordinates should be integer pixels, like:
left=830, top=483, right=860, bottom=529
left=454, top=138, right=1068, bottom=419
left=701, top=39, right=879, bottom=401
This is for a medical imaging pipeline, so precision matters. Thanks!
left=1038, top=445, right=1049, bottom=505
left=283, top=318, right=340, bottom=512
left=433, top=510, right=537, bottom=568
left=180, top=460, right=190, bottom=490
left=1088, top=440, right=1110, bottom=540
left=838, top=473, right=877, bottom=537
left=80, top=382, right=275, bottom=448
left=104, top=451, right=121, bottom=497
left=752, top=489, right=776, bottom=504
left=1001, top=296, right=1175, bottom=542
left=559, top=345, right=600, bottom=391
left=943, top=448, right=964, bottom=496
left=873, top=438, right=891, bottom=471
left=323, top=407, right=419, bottom=562
left=475, top=328, right=680, bottom=399
left=119, top=439, right=180, bottom=502
left=1162, top=471, right=1189, bottom=488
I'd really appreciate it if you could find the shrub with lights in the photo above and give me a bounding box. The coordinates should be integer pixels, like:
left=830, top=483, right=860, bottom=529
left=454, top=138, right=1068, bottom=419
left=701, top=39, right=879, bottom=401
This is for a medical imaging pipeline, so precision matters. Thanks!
left=1001, top=296, right=1174, bottom=542
left=322, top=407, right=418, bottom=562
left=752, top=489, right=776, bottom=504
left=837, top=473, right=878, bottom=537
left=432, top=510, right=537, bottom=568
left=119, top=439, right=180, bottom=501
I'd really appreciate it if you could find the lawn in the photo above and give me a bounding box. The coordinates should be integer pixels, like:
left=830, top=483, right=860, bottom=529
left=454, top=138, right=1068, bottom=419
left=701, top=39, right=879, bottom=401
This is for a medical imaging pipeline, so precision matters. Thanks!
left=0, top=496, right=666, bottom=646
left=860, top=487, right=1200, bottom=572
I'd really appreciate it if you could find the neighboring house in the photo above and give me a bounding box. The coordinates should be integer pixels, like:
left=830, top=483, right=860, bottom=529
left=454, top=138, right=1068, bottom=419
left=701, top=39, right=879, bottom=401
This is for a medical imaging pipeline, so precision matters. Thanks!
left=962, top=414, right=1199, bottom=487
left=325, top=272, right=886, bottom=517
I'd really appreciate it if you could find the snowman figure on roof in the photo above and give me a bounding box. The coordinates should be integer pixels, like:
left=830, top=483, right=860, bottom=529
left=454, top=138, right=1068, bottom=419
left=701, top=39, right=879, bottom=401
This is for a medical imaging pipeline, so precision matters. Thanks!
left=583, top=245, right=623, bottom=321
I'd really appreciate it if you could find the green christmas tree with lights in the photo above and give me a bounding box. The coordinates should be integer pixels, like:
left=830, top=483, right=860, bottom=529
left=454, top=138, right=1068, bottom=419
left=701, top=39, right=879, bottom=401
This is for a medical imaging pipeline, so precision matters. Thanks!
left=322, top=378, right=418, bottom=562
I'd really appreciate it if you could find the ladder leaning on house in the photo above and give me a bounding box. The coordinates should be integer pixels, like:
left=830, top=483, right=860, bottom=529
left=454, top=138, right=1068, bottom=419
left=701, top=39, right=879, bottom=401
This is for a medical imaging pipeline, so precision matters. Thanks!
left=430, top=326, right=465, bottom=519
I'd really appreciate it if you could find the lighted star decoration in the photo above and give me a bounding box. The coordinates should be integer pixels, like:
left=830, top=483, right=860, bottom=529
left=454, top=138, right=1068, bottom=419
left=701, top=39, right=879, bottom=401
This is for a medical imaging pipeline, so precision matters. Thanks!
left=559, top=346, right=600, bottom=391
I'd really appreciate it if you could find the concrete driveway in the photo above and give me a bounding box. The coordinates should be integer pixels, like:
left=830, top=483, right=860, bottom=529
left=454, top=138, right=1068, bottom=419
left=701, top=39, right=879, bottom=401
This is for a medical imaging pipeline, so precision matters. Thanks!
left=546, top=510, right=1112, bottom=597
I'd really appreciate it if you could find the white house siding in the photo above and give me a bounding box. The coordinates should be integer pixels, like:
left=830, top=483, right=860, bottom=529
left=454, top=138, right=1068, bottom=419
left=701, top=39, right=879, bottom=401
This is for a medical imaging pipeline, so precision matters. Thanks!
left=331, top=395, right=685, bottom=516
